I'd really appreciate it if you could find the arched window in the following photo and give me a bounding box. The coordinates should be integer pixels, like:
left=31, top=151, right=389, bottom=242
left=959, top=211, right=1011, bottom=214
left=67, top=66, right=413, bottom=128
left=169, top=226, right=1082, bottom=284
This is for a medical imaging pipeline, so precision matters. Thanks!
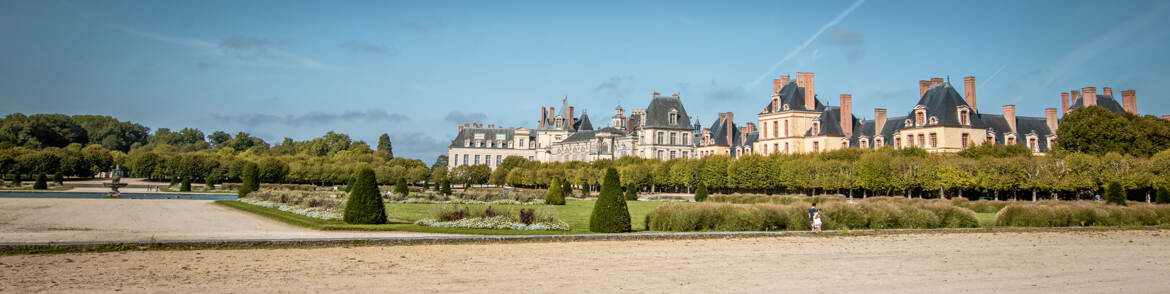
left=928, top=116, right=938, bottom=125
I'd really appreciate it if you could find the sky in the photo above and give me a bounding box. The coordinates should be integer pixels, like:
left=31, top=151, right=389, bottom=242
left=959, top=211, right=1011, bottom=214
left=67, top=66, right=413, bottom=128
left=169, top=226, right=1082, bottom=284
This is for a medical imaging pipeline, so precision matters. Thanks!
left=2, top=0, right=1169, bottom=164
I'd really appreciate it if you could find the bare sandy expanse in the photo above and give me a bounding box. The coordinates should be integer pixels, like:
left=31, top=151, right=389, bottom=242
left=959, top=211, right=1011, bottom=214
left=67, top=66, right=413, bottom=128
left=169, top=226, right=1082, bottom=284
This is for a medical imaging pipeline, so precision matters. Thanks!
left=0, top=198, right=443, bottom=243
left=2, top=230, right=1167, bottom=293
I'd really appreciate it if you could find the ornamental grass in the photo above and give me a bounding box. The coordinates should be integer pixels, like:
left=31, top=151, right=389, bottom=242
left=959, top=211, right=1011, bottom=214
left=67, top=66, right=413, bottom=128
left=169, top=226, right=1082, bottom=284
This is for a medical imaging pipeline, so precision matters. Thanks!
left=646, top=199, right=978, bottom=232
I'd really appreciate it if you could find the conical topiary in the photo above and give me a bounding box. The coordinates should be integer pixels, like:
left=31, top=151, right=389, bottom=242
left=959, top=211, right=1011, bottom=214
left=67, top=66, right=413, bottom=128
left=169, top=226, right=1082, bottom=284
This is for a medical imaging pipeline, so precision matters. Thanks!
left=562, top=178, right=573, bottom=199
left=345, top=174, right=356, bottom=193
left=33, top=173, right=48, bottom=190
left=625, top=184, right=637, bottom=201
left=11, top=173, right=21, bottom=187
left=395, top=177, right=409, bottom=197
left=239, top=162, right=259, bottom=197
left=546, top=177, right=565, bottom=205
left=180, top=177, right=192, bottom=192
left=343, top=167, right=388, bottom=224
left=1105, top=181, right=1126, bottom=206
left=440, top=180, right=452, bottom=195
left=694, top=183, right=708, bottom=202
left=53, top=172, right=64, bottom=185
left=1157, top=186, right=1170, bottom=204
left=589, top=168, right=631, bottom=233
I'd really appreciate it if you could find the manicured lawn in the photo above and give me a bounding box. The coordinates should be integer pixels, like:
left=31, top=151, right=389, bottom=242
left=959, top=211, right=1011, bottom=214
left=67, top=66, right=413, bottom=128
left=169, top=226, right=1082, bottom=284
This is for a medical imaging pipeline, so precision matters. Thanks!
left=976, top=212, right=997, bottom=227
left=218, top=199, right=666, bottom=235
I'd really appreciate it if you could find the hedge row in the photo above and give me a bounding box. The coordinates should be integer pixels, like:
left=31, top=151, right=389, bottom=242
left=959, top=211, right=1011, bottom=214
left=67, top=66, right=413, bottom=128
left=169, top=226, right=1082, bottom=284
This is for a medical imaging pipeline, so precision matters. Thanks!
left=996, top=201, right=1170, bottom=227
left=646, top=200, right=978, bottom=232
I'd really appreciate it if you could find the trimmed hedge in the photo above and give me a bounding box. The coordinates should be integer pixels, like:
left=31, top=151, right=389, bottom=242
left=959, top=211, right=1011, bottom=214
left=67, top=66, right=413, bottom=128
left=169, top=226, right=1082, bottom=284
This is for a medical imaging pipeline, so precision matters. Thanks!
left=239, top=162, right=259, bottom=197
left=625, top=184, right=637, bottom=201
left=33, top=173, right=47, bottom=190
left=694, top=183, right=708, bottom=202
left=1157, top=187, right=1170, bottom=204
left=395, top=177, right=409, bottom=197
left=995, top=201, right=1170, bottom=227
left=180, top=177, right=192, bottom=192
left=1105, top=181, right=1126, bottom=206
left=589, top=167, right=631, bottom=233
left=646, top=200, right=978, bottom=232
left=561, top=178, right=572, bottom=199
left=546, top=178, right=565, bottom=205
left=342, top=167, right=388, bottom=224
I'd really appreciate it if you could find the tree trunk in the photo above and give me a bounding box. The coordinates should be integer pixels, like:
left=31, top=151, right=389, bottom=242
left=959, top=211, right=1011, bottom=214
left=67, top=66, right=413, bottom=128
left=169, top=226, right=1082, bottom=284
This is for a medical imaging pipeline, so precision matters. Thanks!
left=994, top=190, right=999, bottom=201
left=1032, top=188, right=1037, bottom=202
left=1147, top=190, right=1152, bottom=203
left=939, top=187, right=945, bottom=199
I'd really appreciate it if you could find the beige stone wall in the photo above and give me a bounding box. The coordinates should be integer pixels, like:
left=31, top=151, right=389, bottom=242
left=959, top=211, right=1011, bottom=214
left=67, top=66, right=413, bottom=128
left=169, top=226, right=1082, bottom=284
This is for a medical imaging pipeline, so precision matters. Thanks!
left=697, top=145, right=729, bottom=158
left=448, top=147, right=537, bottom=170
left=892, top=126, right=989, bottom=153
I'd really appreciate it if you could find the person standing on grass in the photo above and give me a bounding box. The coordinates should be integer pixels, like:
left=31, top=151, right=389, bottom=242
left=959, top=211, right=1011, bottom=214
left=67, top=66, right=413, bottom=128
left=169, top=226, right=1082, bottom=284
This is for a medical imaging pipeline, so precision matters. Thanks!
left=808, top=203, right=818, bottom=230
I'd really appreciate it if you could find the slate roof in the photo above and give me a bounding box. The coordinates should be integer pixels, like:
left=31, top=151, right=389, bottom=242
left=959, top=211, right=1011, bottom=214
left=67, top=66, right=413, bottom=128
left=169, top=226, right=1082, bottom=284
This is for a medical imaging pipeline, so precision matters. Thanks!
left=560, top=127, right=625, bottom=143
left=574, top=113, right=593, bottom=131
left=1069, top=93, right=1126, bottom=114
left=901, top=82, right=986, bottom=129
left=805, top=106, right=862, bottom=137
left=982, top=114, right=1055, bottom=150
left=761, top=80, right=825, bottom=114
left=641, top=95, right=694, bottom=130
left=448, top=127, right=527, bottom=148
left=703, top=116, right=738, bottom=146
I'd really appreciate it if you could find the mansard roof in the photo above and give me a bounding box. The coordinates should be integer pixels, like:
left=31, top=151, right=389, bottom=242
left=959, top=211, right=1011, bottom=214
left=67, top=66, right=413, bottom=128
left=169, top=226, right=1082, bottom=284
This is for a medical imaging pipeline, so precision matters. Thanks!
left=704, top=116, right=737, bottom=146
left=805, top=106, right=861, bottom=137
left=448, top=127, right=524, bottom=148
left=560, top=127, right=624, bottom=143
left=1069, top=93, right=1126, bottom=114
left=642, top=95, right=694, bottom=130
left=904, top=82, right=987, bottom=129
left=761, top=81, right=824, bottom=114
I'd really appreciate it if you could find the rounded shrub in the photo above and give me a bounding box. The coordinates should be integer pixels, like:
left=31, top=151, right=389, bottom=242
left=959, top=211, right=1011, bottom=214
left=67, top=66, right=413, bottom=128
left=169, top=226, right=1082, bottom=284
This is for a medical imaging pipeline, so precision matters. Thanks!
left=10, top=173, right=21, bottom=187
left=546, top=178, right=565, bottom=205
left=238, top=162, right=259, bottom=197
left=1105, top=181, right=1126, bottom=206
left=625, top=184, right=637, bottom=201
left=589, top=167, right=631, bottom=233
left=1156, top=187, right=1169, bottom=204
left=33, top=173, right=48, bottom=190
left=53, top=172, right=64, bottom=185
left=205, top=174, right=217, bottom=190
left=180, top=177, right=192, bottom=192
left=694, top=183, right=709, bottom=202
left=562, top=178, right=573, bottom=199
left=343, top=167, right=388, bottom=224
left=395, top=177, right=410, bottom=197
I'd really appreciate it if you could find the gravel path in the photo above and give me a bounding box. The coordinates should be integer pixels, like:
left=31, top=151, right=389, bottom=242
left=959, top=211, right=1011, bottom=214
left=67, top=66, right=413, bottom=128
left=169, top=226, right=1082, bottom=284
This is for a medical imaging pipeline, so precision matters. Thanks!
left=0, top=198, right=444, bottom=243
left=2, top=229, right=1168, bottom=293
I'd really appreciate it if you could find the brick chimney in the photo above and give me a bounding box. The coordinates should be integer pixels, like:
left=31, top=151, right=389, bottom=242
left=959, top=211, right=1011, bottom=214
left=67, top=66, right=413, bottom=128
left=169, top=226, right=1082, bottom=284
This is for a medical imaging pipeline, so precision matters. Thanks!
left=652, top=91, right=660, bottom=98
left=743, top=122, right=756, bottom=134
left=550, top=107, right=555, bottom=120
left=874, top=108, right=887, bottom=136
left=626, top=117, right=635, bottom=133
left=458, top=125, right=464, bottom=132
left=797, top=72, right=815, bottom=110
left=568, top=106, right=575, bottom=128
left=840, top=94, right=853, bottom=137
left=919, top=80, right=930, bottom=97
left=672, top=93, right=680, bottom=98
left=1082, top=87, right=1097, bottom=107
left=1060, top=92, right=1070, bottom=115
left=723, top=112, right=734, bottom=146
left=1103, top=87, right=1113, bottom=97
left=1003, top=105, right=1017, bottom=134
left=1045, top=108, right=1058, bottom=133
left=931, top=77, right=944, bottom=87
left=540, top=107, right=548, bottom=128
left=1122, top=90, right=1137, bottom=115
left=780, top=75, right=790, bottom=87
left=773, top=79, right=784, bottom=93
left=964, top=76, right=977, bottom=113
left=1070, top=90, right=1080, bottom=106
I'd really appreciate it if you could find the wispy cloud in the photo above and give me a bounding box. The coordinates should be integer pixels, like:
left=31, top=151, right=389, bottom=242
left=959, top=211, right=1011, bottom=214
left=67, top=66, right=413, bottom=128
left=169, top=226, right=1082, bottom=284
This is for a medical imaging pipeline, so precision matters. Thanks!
left=826, top=28, right=864, bottom=61
left=747, top=0, right=865, bottom=87
left=593, top=75, right=635, bottom=99
left=980, top=64, right=1008, bottom=87
left=212, top=109, right=408, bottom=127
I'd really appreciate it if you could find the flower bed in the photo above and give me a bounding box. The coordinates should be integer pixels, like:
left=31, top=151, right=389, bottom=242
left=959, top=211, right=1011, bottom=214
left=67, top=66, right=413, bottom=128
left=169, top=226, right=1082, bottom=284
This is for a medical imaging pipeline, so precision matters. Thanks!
left=385, top=190, right=546, bottom=205
left=414, top=204, right=569, bottom=231
left=243, top=189, right=347, bottom=220
left=240, top=198, right=342, bottom=220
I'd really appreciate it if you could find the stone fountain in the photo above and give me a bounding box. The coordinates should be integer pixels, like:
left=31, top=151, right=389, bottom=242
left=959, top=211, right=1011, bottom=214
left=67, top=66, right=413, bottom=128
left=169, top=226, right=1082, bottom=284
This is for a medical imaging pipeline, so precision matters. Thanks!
left=102, top=165, right=129, bottom=198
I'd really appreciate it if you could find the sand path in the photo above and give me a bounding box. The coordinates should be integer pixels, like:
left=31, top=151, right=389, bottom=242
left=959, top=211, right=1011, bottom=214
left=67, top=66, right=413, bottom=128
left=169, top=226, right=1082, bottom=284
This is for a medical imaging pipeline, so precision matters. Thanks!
left=2, top=229, right=1168, bottom=293
left=0, top=198, right=444, bottom=243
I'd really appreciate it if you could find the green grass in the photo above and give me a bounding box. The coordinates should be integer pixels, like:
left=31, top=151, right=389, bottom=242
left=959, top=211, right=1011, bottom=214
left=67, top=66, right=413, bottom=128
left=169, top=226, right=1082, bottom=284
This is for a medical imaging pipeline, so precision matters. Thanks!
left=161, top=187, right=236, bottom=194
left=0, top=186, right=72, bottom=191
left=976, top=212, right=997, bottom=228
left=217, top=199, right=666, bottom=235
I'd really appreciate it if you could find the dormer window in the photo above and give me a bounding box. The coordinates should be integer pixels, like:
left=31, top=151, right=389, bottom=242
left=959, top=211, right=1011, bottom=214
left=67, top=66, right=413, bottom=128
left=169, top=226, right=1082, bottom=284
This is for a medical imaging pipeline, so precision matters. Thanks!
left=928, top=116, right=938, bottom=125
left=783, top=104, right=790, bottom=111
left=861, top=138, right=869, bottom=148
left=904, top=119, right=912, bottom=127
left=464, top=139, right=470, bottom=147
left=875, top=138, right=884, bottom=147
left=812, top=121, right=820, bottom=134
left=669, top=109, right=679, bottom=125
left=959, top=108, right=970, bottom=125
left=915, top=109, right=927, bottom=126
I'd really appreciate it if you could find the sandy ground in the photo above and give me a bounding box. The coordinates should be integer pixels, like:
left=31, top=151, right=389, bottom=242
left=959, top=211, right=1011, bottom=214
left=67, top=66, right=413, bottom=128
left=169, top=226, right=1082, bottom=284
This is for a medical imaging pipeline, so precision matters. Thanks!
left=1, top=230, right=1167, bottom=293
left=0, top=198, right=444, bottom=243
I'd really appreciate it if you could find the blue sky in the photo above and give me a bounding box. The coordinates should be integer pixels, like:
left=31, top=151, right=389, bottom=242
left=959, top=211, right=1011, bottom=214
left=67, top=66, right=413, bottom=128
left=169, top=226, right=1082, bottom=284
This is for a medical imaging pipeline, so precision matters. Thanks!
left=2, top=0, right=1169, bottom=163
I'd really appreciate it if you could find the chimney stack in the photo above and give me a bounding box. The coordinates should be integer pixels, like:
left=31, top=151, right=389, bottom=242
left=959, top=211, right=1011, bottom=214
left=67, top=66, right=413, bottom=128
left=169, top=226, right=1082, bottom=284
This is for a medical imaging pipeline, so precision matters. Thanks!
left=744, top=122, right=756, bottom=134
left=458, top=125, right=464, bottom=132
left=780, top=75, right=790, bottom=87
left=931, top=77, right=944, bottom=86
left=1003, top=105, right=1017, bottom=134
left=550, top=107, right=556, bottom=121
left=725, top=112, right=734, bottom=146
left=541, top=107, right=548, bottom=128
left=1103, top=87, right=1112, bottom=97
left=1070, top=90, right=1080, bottom=107
left=672, top=93, right=679, bottom=98
left=919, top=80, right=930, bottom=97
left=568, top=106, right=575, bottom=128
left=840, top=94, right=853, bottom=137
left=652, top=91, right=661, bottom=98
left=874, top=108, right=887, bottom=136
left=797, top=72, right=815, bottom=110
left=1060, top=92, right=1070, bottom=115
left=773, top=79, right=784, bottom=93
left=1082, top=87, right=1097, bottom=107
left=1045, top=108, right=1059, bottom=133
left=1122, top=90, right=1137, bottom=115
left=964, top=76, right=977, bottom=112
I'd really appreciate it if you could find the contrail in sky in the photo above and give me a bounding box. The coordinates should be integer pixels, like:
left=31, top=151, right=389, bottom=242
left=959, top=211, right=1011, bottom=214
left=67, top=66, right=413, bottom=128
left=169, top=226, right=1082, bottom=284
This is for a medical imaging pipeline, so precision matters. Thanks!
left=980, top=64, right=1008, bottom=87
left=747, top=0, right=865, bottom=88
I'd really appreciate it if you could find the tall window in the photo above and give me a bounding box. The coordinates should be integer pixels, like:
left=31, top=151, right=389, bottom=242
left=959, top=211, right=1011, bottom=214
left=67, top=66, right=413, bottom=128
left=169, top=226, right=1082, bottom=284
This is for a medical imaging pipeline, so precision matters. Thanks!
left=784, top=120, right=789, bottom=137
left=812, top=122, right=820, bottom=134
left=657, top=132, right=664, bottom=144
left=772, top=121, right=778, bottom=138
left=463, top=154, right=469, bottom=166
left=657, top=150, right=664, bottom=159
left=961, top=133, right=970, bottom=148
left=682, top=151, right=688, bottom=158
left=917, top=134, right=925, bottom=147
left=496, top=155, right=502, bottom=166
left=812, top=141, right=820, bottom=152
left=929, top=133, right=938, bottom=148
left=453, top=154, right=459, bottom=165
left=784, top=143, right=790, bottom=153
left=474, top=155, right=480, bottom=165
left=670, top=151, right=677, bottom=159
left=894, top=137, right=901, bottom=149
left=959, top=109, right=970, bottom=125
left=670, top=132, right=677, bottom=145
left=916, top=110, right=926, bottom=126
left=669, top=110, right=679, bottom=124
left=1029, top=138, right=1038, bottom=151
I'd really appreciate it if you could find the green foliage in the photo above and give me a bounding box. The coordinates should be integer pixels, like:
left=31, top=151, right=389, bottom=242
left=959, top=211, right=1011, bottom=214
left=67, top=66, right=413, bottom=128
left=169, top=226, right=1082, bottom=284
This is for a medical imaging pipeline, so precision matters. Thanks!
left=561, top=178, right=572, bottom=199
left=996, top=201, right=1170, bottom=227
left=1105, top=181, right=1126, bottom=206
left=376, top=133, right=393, bottom=159
left=10, top=173, right=21, bottom=186
left=646, top=200, right=979, bottom=231
left=546, top=178, right=565, bottom=205
left=1157, top=187, right=1170, bottom=204
left=257, top=157, right=289, bottom=183
left=589, top=168, right=630, bottom=232
left=345, top=175, right=356, bottom=193
left=180, top=177, right=192, bottom=192
left=205, top=172, right=217, bottom=190
left=441, top=180, right=453, bottom=195
left=238, top=162, right=259, bottom=197
left=33, top=173, right=47, bottom=189
left=1057, top=106, right=1170, bottom=157
left=395, top=177, right=410, bottom=197
left=52, top=172, right=64, bottom=185
left=343, top=167, right=388, bottom=224
left=694, top=183, right=708, bottom=202
left=625, top=184, right=638, bottom=201
left=958, top=143, right=1033, bottom=159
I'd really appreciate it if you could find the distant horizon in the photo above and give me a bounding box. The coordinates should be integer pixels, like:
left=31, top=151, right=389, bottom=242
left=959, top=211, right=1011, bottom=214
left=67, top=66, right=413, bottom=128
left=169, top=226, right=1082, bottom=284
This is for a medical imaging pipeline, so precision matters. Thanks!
left=3, top=0, right=1169, bottom=163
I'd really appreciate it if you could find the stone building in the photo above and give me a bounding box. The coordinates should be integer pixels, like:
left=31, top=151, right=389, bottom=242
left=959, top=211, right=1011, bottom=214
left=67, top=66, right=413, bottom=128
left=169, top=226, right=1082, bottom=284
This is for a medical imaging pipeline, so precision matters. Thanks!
left=751, top=72, right=861, bottom=155
left=696, top=112, right=757, bottom=158
left=447, top=92, right=698, bottom=169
